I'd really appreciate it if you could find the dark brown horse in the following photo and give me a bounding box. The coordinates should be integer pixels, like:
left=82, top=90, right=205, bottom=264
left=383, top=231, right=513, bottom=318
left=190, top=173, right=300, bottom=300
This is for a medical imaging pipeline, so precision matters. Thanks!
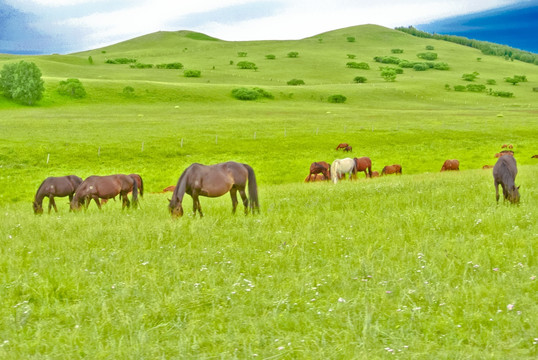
left=169, top=161, right=259, bottom=217
left=70, top=174, right=138, bottom=210
left=441, top=159, right=459, bottom=171
left=336, top=143, right=349, bottom=151
left=381, top=164, right=402, bottom=175
left=33, top=175, right=83, bottom=214
left=353, top=157, right=372, bottom=178
left=493, top=156, right=520, bottom=204
left=306, top=161, right=330, bottom=182
left=343, top=145, right=352, bottom=152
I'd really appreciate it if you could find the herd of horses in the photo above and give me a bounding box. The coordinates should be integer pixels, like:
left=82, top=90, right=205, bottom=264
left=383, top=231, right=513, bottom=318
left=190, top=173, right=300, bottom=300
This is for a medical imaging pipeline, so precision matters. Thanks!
left=32, top=144, right=524, bottom=217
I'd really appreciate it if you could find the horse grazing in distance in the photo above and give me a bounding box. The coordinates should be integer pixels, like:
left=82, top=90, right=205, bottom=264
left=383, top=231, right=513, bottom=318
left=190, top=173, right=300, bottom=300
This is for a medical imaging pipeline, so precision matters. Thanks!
left=495, top=151, right=514, bottom=158
left=162, top=185, right=176, bottom=193
left=482, top=165, right=494, bottom=169
left=441, top=159, right=459, bottom=172
left=353, top=157, right=372, bottom=178
left=531, top=155, right=538, bottom=159
left=305, top=173, right=328, bottom=182
left=33, top=175, right=83, bottom=214
left=335, top=143, right=349, bottom=151
left=493, top=156, right=520, bottom=204
left=70, top=174, right=138, bottom=211
left=343, top=146, right=352, bottom=152
left=371, top=171, right=380, bottom=178
left=169, top=161, right=259, bottom=218
left=381, top=164, right=402, bottom=175
left=331, top=158, right=356, bottom=183
left=306, top=161, right=331, bottom=182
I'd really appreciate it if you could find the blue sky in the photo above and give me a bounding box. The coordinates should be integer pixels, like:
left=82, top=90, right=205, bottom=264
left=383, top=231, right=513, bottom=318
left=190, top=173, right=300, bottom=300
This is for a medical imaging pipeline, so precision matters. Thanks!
left=0, top=0, right=535, bottom=54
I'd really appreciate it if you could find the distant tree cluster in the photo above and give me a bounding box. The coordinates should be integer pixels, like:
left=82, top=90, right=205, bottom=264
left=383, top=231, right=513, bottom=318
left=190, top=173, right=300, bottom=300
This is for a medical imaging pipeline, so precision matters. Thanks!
left=346, top=61, right=370, bottom=69
left=0, top=61, right=44, bottom=105
left=395, top=26, right=538, bottom=65
left=375, top=56, right=449, bottom=71
left=232, top=87, right=273, bottom=100
left=58, top=78, right=86, bottom=98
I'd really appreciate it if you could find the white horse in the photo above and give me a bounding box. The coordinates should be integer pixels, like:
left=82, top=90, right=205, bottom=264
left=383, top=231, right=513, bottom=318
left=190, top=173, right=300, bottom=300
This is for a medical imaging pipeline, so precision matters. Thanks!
left=331, top=158, right=356, bottom=183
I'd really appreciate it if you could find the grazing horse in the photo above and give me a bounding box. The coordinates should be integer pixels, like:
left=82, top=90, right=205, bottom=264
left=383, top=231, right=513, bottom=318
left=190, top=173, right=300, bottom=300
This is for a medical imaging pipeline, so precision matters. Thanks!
left=331, top=158, right=356, bottom=183
left=532, top=155, right=538, bottom=159
left=305, top=173, right=328, bottom=182
left=336, top=143, right=349, bottom=151
left=343, top=145, right=352, bottom=152
left=163, top=185, right=176, bottom=193
left=353, top=157, right=372, bottom=178
left=441, top=159, right=460, bottom=172
left=169, top=161, right=259, bottom=217
left=482, top=165, right=494, bottom=169
left=371, top=171, right=380, bottom=177
left=306, top=161, right=331, bottom=182
left=493, top=156, right=520, bottom=204
left=495, top=151, right=514, bottom=158
left=33, top=175, right=83, bottom=214
left=70, top=174, right=138, bottom=210
left=381, top=164, right=402, bottom=175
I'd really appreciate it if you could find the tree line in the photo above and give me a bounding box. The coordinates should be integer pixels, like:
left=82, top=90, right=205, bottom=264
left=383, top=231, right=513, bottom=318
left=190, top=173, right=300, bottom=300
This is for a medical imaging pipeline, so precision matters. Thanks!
left=395, top=26, right=538, bottom=66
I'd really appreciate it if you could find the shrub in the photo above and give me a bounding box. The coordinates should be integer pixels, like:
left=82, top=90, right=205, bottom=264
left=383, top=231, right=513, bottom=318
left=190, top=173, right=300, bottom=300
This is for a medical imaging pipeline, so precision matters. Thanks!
left=287, top=52, right=299, bottom=58
left=434, top=62, right=449, bottom=70
left=105, top=58, right=137, bottom=64
left=0, top=61, right=44, bottom=105
left=398, top=60, right=415, bottom=68
left=130, top=63, right=153, bottom=69
left=346, top=62, right=370, bottom=70
left=265, top=54, right=276, bottom=60
left=253, top=87, right=273, bottom=99
left=237, top=61, right=257, bottom=69
left=462, top=72, right=479, bottom=81
left=391, top=49, right=404, bottom=54
left=353, top=76, right=367, bottom=83
left=123, top=86, right=135, bottom=97
left=184, top=70, right=201, bottom=77
left=231, top=87, right=273, bottom=100
left=346, top=37, right=355, bottom=43
left=417, top=52, right=438, bottom=60
left=444, top=84, right=451, bottom=90
left=381, top=68, right=397, bottom=81
left=413, top=63, right=428, bottom=71
left=156, top=62, right=183, bottom=69
left=347, top=54, right=356, bottom=59
left=57, top=78, right=86, bottom=98
left=486, top=79, right=497, bottom=85
left=287, top=79, right=305, bottom=86
left=380, top=66, right=403, bottom=74
left=237, top=52, right=247, bottom=57
left=88, top=56, right=93, bottom=65
left=454, top=85, right=466, bottom=92
left=373, top=56, right=401, bottom=64
left=466, top=84, right=486, bottom=92
left=489, top=90, right=514, bottom=98
left=425, top=45, right=435, bottom=50
left=328, top=94, right=347, bottom=103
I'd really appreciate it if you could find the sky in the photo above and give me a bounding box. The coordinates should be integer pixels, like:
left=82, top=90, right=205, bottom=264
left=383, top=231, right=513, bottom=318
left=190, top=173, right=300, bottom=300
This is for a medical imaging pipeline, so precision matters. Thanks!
left=0, top=0, right=535, bottom=54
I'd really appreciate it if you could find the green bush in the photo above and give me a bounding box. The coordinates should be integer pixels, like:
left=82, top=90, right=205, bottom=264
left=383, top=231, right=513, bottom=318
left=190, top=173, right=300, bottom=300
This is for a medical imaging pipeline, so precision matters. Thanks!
left=353, top=76, right=367, bottom=83
left=328, top=94, right=347, bottom=103
left=381, top=68, right=397, bottom=81
left=454, top=85, right=466, bottom=92
left=0, top=61, right=44, bottom=105
left=417, top=52, right=438, bottom=60
left=237, top=52, right=248, bottom=57
left=425, top=45, right=435, bottom=50
left=287, top=52, right=299, bottom=58
left=237, top=61, right=257, bottom=69
left=346, top=37, right=355, bottom=43
left=391, top=49, right=404, bottom=54
left=184, top=70, right=201, bottom=77
left=130, top=63, right=153, bottom=69
left=346, top=62, right=370, bottom=70
left=265, top=55, right=276, bottom=60
left=486, top=79, right=497, bottom=85
left=231, top=87, right=273, bottom=101
left=380, top=66, right=403, bottom=74
left=434, top=62, right=449, bottom=70
left=488, top=90, right=514, bottom=98
left=57, top=78, right=86, bottom=98
left=466, top=84, right=486, bottom=92
left=347, top=54, right=356, bottom=59
left=105, top=58, right=137, bottom=64
left=413, top=63, right=428, bottom=71
left=287, top=79, right=305, bottom=86
left=155, top=63, right=183, bottom=69
left=373, top=56, right=401, bottom=64
left=398, top=60, right=415, bottom=68
left=462, top=72, right=479, bottom=81
left=123, top=86, right=135, bottom=97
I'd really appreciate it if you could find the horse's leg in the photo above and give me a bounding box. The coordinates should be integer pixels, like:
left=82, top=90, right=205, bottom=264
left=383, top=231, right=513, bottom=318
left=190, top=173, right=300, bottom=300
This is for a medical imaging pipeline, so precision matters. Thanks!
left=47, top=196, right=53, bottom=213
left=50, top=197, right=58, bottom=213
left=93, top=196, right=102, bottom=210
left=230, top=188, right=239, bottom=214
left=238, top=188, right=249, bottom=215
left=494, top=181, right=500, bottom=202
left=191, top=192, right=203, bottom=217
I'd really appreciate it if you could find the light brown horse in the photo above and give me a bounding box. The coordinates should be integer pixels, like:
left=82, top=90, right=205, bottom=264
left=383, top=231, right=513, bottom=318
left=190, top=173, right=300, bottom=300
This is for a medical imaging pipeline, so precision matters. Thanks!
left=441, top=159, right=459, bottom=171
left=305, top=173, right=328, bottom=182
left=371, top=171, right=380, bottom=178
left=336, top=143, right=349, bottom=151
left=162, top=185, right=176, bottom=193
left=169, top=161, right=259, bottom=217
left=495, top=151, right=514, bottom=158
left=71, top=174, right=138, bottom=210
left=33, top=175, right=83, bottom=214
left=353, top=157, right=372, bottom=178
left=306, top=161, right=330, bottom=182
left=381, top=164, right=402, bottom=175
left=482, top=165, right=494, bottom=169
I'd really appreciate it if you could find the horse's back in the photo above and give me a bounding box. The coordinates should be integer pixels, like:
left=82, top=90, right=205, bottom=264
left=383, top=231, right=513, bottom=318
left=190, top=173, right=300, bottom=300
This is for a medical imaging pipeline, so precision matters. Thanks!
left=493, top=155, right=517, bottom=180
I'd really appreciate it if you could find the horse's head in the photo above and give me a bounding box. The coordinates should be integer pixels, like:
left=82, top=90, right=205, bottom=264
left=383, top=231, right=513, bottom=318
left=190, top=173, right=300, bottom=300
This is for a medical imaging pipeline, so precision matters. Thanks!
left=32, top=201, right=43, bottom=215
left=168, top=198, right=184, bottom=217
left=70, top=195, right=84, bottom=211
left=509, top=185, right=520, bottom=204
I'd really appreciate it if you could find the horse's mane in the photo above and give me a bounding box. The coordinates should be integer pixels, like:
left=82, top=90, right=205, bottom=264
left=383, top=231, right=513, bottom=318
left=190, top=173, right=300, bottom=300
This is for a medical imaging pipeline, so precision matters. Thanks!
left=171, top=164, right=195, bottom=205
left=34, top=178, right=48, bottom=201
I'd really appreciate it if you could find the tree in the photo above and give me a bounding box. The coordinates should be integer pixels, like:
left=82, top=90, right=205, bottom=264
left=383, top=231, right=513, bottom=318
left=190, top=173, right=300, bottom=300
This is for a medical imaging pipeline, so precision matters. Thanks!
left=353, top=76, right=367, bottom=83
left=287, top=52, right=299, bottom=58
left=0, top=61, right=44, bottom=105
left=381, top=68, right=397, bottom=82
left=462, top=72, right=479, bottom=81
left=58, top=78, right=86, bottom=98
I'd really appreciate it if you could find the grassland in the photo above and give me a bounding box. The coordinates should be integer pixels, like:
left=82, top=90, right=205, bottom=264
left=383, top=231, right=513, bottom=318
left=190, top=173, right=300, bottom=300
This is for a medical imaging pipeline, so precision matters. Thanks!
left=0, top=25, right=537, bottom=359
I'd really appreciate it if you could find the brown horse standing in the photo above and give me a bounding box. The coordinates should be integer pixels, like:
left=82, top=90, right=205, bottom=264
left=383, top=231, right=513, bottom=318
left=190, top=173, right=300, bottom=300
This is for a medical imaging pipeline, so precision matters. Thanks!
left=493, top=156, right=520, bottom=203
left=381, top=164, right=402, bottom=175
left=336, top=143, right=349, bottom=151
left=441, top=159, right=460, bottom=171
left=306, top=161, right=330, bottom=182
left=353, top=157, right=372, bottom=178
left=33, top=175, right=83, bottom=214
left=70, top=174, right=138, bottom=210
left=169, top=161, right=259, bottom=217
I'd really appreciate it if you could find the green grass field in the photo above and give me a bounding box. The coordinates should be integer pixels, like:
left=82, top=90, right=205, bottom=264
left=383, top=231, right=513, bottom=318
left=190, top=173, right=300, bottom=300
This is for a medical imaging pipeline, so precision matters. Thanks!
left=1, top=25, right=537, bottom=358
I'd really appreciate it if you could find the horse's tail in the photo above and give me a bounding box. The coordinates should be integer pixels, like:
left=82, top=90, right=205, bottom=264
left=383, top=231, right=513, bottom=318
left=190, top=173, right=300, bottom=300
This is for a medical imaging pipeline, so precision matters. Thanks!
left=331, top=161, right=338, bottom=183
left=131, top=177, right=139, bottom=208
left=139, top=175, right=144, bottom=197
left=244, top=164, right=259, bottom=213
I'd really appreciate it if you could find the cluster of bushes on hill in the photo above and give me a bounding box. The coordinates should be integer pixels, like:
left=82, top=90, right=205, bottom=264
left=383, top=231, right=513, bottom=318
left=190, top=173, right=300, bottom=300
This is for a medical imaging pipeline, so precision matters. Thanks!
left=374, top=55, right=449, bottom=71
left=0, top=61, right=44, bottom=105
left=395, top=26, right=538, bottom=65
left=105, top=58, right=184, bottom=70
left=231, top=87, right=273, bottom=101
